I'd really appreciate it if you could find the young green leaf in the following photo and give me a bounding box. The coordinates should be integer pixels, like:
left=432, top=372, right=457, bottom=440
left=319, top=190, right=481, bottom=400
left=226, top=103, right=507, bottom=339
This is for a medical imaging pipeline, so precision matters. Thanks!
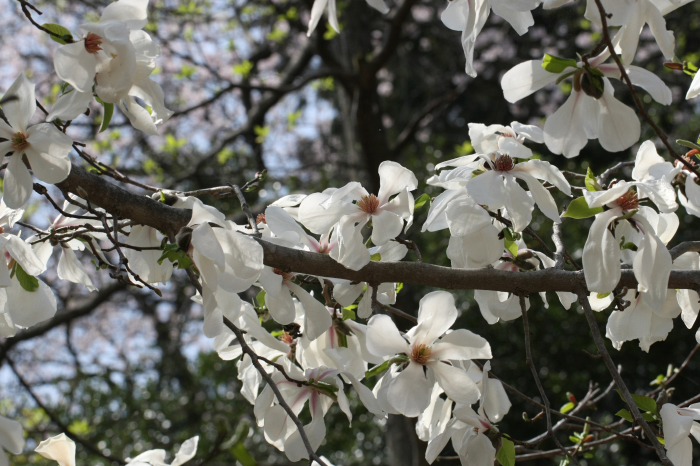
left=562, top=197, right=603, bottom=219
left=414, top=193, right=431, bottom=210
left=15, top=264, right=40, bottom=292
left=496, top=438, right=515, bottom=466
left=541, top=54, right=579, bottom=74
left=615, top=409, right=634, bottom=423
left=585, top=167, right=602, bottom=192
left=99, top=102, right=114, bottom=133
left=560, top=402, right=575, bottom=414
left=42, top=23, right=74, bottom=45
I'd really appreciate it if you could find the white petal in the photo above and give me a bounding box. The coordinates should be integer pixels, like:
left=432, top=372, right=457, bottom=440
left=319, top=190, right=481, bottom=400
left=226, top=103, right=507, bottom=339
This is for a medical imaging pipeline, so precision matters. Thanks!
left=371, top=210, right=403, bottom=246
left=287, top=283, right=332, bottom=342
left=413, top=291, right=457, bottom=345
left=0, top=416, right=24, bottom=455
left=387, top=362, right=432, bottom=417
left=582, top=209, right=622, bottom=294
left=99, top=0, right=149, bottom=29
left=430, top=361, right=480, bottom=405
left=432, top=329, right=492, bottom=361
left=633, top=216, right=672, bottom=311
left=365, top=314, right=410, bottom=358
left=47, top=90, right=93, bottom=122
left=498, top=137, right=532, bottom=159
left=3, top=73, right=36, bottom=132
left=3, top=155, right=34, bottom=209
left=6, top=234, right=45, bottom=275
left=512, top=171, right=561, bottom=224
left=501, top=60, right=562, bottom=103
left=57, top=248, right=97, bottom=292
left=445, top=198, right=492, bottom=237
left=595, top=80, right=641, bottom=153
left=513, top=159, right=571, bottom=195
left=377, top=161, right=418, bottom=205
left=171, top=437, right=199, bottom=466
left=53, top=42, right=97, bottom=93
left=503, top=175, right=534, bottom=232
left=466, top=171, right=506, bottom=209
left=35, top=433, right=76, bottom=466
left=543, top=91, right=590, bottom=158
left=265, top=286, right=297, bottom=325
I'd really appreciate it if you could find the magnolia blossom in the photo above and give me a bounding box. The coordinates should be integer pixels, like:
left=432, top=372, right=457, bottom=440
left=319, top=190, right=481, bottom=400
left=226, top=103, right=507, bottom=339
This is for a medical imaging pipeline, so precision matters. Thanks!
left=366, top=291, right=492, bottom=417
left=0, top=415, right=24, bottom=466
left=582, top=180, right=677, bottom=310
left=0, top=73, right=72, bottom=208
left=35, top=434, right=76, bottom=466
left=123, top=225, right=173, bottom=285
left=659, top=402, right=700, bottom=466
left=502, top=53, right=672, bottom=158
left=307, top=0, right=388, bottom=36
left=298, top=161, right=417, bottom=270
left=468, top=121, right=544, bottom=159
left=256, top=364, right=351, bottom=461
left=441, top=0, right=541, bottom=77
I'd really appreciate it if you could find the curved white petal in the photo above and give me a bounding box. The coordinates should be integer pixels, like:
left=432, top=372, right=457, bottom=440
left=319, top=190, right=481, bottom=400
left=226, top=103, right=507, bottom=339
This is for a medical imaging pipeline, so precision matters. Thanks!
left=413, top=291, right=457, bottom=345
left=53, top=42, right=97, bottom=93
left=377, top=161, right=418, bottom=205
left=430, top=361, right=480, bottom=405
left=366, top=314, right=410, bottom=358
left=543, top=90, right=590, bottom=158
left=3, top=73, right=36, bottom=132
left=501, top=60, right=562, bottom=104
left=387, top=361, right=432, bottom=417
left=3, top=155, right=34, bottom=209
left=35, top=433, right=76, bottom=466
left=431, top=329, right=492, bottom=361
left=582, top=209, right=622, bottom=294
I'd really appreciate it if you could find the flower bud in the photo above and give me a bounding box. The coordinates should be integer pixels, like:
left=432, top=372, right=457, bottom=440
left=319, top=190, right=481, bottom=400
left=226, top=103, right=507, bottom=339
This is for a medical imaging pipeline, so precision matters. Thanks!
left=580, top=72, right=604, bottom=99
left=176, top=226, right=193, bottom=251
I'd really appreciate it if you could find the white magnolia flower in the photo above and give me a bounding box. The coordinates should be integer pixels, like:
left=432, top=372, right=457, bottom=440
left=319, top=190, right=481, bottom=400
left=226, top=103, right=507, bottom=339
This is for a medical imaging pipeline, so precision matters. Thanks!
left=365, top=291, right=492, bottom=417
left=0, top=73, right=72, bottom=208
left=468, top=121, right=545, bottom=159
left=582, top=181, right=677, bottom=310
left=454, top=154, right=571, bottom=232
left=0, top=415, right=24, bottom=466
left=124, top=225, right=173, bottom=285
left=501, top=54, right=672, bottom=158
left=441, top=0, right=541, bottom=77
left=307, top=0, right=389, bottom=36
left=659, top=402, right=700, bottom=466
left=256, top=364, right=351, bottom=462
left=298, top=161, right=417, bottom=270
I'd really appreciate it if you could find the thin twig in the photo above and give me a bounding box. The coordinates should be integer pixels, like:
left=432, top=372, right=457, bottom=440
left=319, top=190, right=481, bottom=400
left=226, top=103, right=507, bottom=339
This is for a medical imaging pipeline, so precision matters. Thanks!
left=231, top=184, right=260, bottom=236
left=392, top=237, right=422, bottom=262
left=372, top=299, right=418, bottom=324
left=577, top=292, right=672, bottom=465
left=519, top=295, right=580, bottom=465
left=598, top=161, right=635, bottom=188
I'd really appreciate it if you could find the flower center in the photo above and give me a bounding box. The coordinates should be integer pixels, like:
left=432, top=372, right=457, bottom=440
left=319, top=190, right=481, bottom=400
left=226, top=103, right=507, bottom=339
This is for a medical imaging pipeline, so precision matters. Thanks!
left=256, top=213, right=266, bottom=224
left=616, top=190, right=639, bottom=211
left=84, top=33, right=103, bottom=54
left=279, top=331, right=294, bottom=346
left=11, top=132, right=29, bottom=152
left=410, top=344, right=431, bottom=365
left=273, top=268, right=294, bottom=281
left=494, top=154, right=514, bottom=172
left=357, top=194, right=379, bottom=214
left=677, top=150, right=699, bottom=168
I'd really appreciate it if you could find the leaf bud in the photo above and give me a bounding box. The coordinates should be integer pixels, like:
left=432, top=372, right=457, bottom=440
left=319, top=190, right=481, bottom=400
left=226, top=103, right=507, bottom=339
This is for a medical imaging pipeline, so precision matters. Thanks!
left=580, top=71, right=604, bottom=99
left=176, top=226, right=193, bottom=251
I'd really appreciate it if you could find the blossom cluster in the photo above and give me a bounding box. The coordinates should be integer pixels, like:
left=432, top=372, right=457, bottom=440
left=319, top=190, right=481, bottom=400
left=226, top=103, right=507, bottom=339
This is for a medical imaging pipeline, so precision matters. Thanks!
left=2, top=0, right=700, bottom=464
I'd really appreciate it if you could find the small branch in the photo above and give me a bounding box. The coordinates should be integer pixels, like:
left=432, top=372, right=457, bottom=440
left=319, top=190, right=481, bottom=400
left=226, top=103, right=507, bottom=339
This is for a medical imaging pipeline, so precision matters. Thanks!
left=392, top=237, right=422, bottom=262
left=232, top=184, right=260, bottom=237
left=648, top=343, right=700, bottom=396
left=372, top=299, right=418, bottom=324
left=577, top=292, right=673, bottom=465
left=519, top=295, right=580, bottom=465
left=598, top=161, right=635, bottom=188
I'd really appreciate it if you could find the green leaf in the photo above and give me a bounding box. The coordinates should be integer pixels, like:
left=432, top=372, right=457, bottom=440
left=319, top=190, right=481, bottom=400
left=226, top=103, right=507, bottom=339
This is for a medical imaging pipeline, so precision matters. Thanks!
left=569, top=435, right=581, bottom=443
left=99, top=102, right=114, bottom=133
left=342, top=308, right=356, bottom=321
left=365, top=360, right=391, bottom=379
left=504, top=239, right=518, bottom=258
left=396, top=282, right=404, bottom=294
left=616, top=409, right=634, bottom=422
left=414, top=193, right=430, bottom=210
left=230, top=442, right=257, bottom=466
left=585, top=168, right=602, bottom=192
left=503, top=228, right=519, bottom=258
left=620, top=241, right=638, bottom=251
left=157, top=243, right=194, bottom=270
left=562, top=197, right=603, bottom=219
left=560, top=402, right=575, bottom=414
left=15, top=263, right=39, bottom=292
left=677, top=139, right=700, bottom=152
left=642, top=412, right=656, bottom=422
left=496, top=438, right=515, bottom=466
left=615, top=390, right=658, bottom=414
left=370, top=252, right=381, bottom=261
left=42, top=23, right=73, bottom=44
left=541, top=54, right=579, bottom=74
left=256, top=289, right=266, bottom=309
left=596, top=293, right=610, bottom=299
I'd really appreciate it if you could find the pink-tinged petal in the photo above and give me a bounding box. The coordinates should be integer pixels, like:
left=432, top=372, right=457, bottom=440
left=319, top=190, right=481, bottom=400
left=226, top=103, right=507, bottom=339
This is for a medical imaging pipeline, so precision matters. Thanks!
left=512, top=170, right=561, bottom=224
left=3, top=156, right=33, bottom=210
left=501, top=60, right=563, bottom=103
left=263, top=404, right=293, bottom=443
left=365, top=314, right=409, bottom=357
left=432, top=329, right=492, bottom=361
left=35, top=433, right=76, bottom=466
left=466, top=171, right=506, bottom=209
left=286, top=282, right=332, bottom=342
left=377, top=161, right=417, bottom=205
left=430, top=361, right=480, bottom=405
left=503, top=175, right=534, bottom=232
left=265, top=286, right=296, bottom=325
left=6, top=276, right=57, bottom=328
left=53, top=42, right=97, bottom=93
left=3, top=73, right=36, bottom=132
left=371, top=210, right=403, bottom=246
left=388, top=361, right=431, bottom=417
left=412, top=291, right=457, bottom=346
left=633, top=216, right=672, bottom=311
left=660, top=404, right=694, bottom=448
left=582, top=209, right=622, bottom=294
left=543, top=90, right=590, bottom=158
left=0, top=415, right=24, bottom=455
